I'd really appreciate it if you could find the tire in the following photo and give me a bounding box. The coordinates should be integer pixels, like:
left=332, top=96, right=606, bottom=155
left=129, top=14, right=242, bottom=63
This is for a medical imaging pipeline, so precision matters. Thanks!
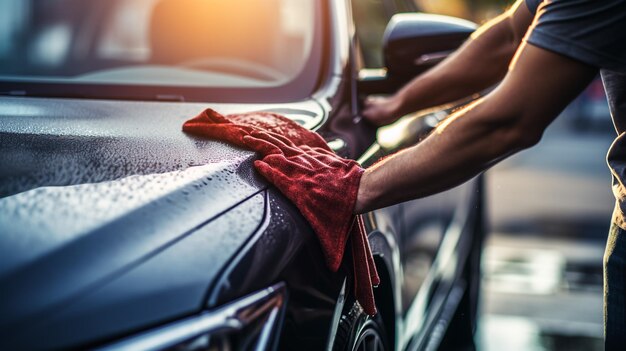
left=333, top=301, right=390, bottom=351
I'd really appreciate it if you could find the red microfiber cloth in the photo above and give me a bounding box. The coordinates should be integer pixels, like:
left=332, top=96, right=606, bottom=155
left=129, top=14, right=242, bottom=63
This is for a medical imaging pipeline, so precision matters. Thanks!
left=183, top=109, right=380, bottom=315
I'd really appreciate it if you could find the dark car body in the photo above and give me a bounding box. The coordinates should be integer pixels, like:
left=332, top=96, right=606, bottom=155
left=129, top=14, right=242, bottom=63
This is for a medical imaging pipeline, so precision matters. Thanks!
left=0, top=0, right=483, bottom=350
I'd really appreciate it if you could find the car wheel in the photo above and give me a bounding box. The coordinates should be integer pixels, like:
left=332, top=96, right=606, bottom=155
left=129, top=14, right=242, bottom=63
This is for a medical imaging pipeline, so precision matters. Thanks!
left=333, top=301, right=390, bottom=351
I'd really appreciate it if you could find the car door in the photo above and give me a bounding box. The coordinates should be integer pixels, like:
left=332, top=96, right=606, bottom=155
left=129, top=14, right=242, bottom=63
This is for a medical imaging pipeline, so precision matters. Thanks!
left=348, top=2, right=487, bottom=348
left=350, top=0, right=448, bottom=315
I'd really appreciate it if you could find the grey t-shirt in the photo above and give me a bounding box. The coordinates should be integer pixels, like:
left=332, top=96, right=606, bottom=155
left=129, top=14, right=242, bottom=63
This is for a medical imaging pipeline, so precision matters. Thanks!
left=525, top=0, right=626, bottom=229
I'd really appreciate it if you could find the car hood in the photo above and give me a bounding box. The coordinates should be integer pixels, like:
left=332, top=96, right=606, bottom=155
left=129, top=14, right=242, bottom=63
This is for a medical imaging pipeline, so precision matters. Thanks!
left=0, top=96, right=324, bottom=348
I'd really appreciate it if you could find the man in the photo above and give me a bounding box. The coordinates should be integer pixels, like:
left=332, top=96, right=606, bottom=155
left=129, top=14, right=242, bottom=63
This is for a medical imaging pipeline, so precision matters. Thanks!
left=354, top=0, right=626, bottom=348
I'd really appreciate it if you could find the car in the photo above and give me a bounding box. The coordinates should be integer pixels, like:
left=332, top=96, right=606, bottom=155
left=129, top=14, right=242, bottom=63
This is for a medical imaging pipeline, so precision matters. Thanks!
left=0, top=0, right=483, bottom=350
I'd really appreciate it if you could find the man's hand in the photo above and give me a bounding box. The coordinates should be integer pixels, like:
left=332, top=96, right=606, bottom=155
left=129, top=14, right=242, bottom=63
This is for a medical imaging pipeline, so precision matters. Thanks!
left=242, top=131, right=365, bottom=270
left=361, top=0, right=533, bottom=127
left=362, top=96, right=403, bottom=127
left=355, top=43, right=598, bottom=214
left=183, top=109, right=380, bottom=316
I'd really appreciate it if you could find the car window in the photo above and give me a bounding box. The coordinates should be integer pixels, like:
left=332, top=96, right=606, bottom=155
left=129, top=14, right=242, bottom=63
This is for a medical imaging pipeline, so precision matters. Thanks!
left=351, top=0, right=396, bottom=68
left=0, top=0, right=315, bottom=88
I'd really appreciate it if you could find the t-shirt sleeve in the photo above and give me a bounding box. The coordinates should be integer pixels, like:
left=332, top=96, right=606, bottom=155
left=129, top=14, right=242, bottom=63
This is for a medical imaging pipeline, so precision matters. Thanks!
left=525, top=0, right=626, bottom=73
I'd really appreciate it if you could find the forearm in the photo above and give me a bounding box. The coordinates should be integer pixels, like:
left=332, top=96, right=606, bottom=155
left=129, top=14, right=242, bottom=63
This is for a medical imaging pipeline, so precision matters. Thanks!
left=355, top=42, right=598, bottom=214
left=356, top=98, right=528, bottom=212
left=392, top=3, right=528, bottom=116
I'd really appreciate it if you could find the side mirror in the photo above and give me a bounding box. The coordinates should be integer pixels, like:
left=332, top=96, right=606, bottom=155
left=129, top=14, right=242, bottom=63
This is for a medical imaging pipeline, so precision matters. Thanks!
left=384, top=13, right=477, bottom=77
left=359, top=13, right=477, bottom=95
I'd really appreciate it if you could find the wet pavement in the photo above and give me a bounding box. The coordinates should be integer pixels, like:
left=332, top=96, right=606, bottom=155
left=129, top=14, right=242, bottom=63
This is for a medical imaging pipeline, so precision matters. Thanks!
left=476, top=114, right=614, bottom=351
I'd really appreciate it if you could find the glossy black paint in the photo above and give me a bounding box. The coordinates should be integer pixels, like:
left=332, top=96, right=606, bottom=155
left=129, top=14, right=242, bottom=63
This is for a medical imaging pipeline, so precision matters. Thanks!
left=0, top=1, right=484, bottom=350
left=0, top=98, right=322, bottom=349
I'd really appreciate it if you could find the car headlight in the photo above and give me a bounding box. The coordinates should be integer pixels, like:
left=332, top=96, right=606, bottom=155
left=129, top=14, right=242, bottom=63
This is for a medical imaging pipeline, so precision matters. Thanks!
left=98, top=283, right=287, bottom=351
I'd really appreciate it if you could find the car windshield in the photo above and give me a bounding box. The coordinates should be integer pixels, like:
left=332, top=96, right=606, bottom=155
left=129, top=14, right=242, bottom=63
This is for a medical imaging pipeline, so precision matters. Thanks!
left=0, top=0, right=320, bottom=101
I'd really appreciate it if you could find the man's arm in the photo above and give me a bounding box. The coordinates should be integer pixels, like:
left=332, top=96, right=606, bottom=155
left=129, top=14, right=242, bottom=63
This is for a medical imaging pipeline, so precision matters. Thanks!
left=363, top=0, right=534, bottom=126
left=354, top=42, right=598, bottom=213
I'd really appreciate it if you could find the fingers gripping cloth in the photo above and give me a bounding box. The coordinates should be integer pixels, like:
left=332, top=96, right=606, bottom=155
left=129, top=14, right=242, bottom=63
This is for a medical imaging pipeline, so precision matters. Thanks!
left=183, top=109, right=380, bottom=315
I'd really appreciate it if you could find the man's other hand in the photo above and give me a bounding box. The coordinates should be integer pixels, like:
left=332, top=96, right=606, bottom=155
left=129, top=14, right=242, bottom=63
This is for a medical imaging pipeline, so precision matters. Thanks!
left=362, top=96, right=402, bottom=127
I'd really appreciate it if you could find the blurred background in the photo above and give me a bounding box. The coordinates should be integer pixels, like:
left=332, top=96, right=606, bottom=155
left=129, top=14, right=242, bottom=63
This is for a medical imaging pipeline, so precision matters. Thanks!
left=479, top=88, right=611, bottom=351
